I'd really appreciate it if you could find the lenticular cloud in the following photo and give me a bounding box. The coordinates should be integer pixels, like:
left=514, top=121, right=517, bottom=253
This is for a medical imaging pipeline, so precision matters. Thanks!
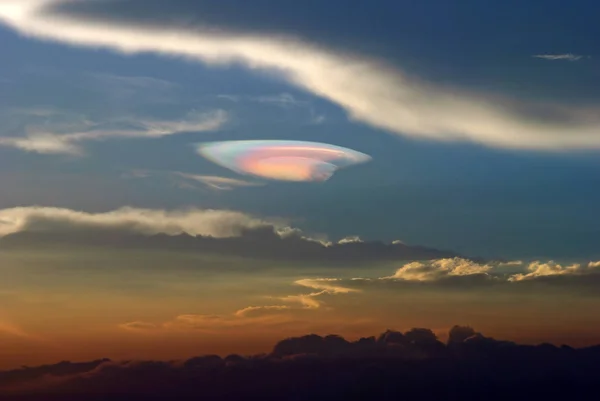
left=196, top=140, right=371, bottom=182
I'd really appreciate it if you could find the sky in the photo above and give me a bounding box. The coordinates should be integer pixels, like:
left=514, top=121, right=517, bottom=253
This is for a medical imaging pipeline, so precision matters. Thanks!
left=1, top=0, right=600, bottom=371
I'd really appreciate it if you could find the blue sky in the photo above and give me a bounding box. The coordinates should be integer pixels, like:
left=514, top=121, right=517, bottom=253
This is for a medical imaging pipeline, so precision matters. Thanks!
left=1, top=0, right=600, bottom=259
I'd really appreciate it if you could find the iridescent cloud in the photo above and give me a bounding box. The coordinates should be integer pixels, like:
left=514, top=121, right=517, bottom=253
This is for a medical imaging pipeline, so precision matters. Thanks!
left=196, top=140, right=371, bottom=182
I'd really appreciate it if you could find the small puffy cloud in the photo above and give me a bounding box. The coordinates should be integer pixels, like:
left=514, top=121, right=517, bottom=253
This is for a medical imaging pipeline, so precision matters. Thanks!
left=508, top=261, right=583, bottom=281
left=337, top=236, right=363, bottom=244
left=0, top=206, right=278, bottom=238
left=588, top=261, right=600, bottom=269
left=383, top=258, right=493, bottom=282
left=532, top=54, right=587, bottom=61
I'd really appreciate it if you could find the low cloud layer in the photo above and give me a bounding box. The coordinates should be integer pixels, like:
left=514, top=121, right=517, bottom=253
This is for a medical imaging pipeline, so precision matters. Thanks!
left=1, top=1, right=600, bottom=150
left=2, top=326, right=600, bottom=399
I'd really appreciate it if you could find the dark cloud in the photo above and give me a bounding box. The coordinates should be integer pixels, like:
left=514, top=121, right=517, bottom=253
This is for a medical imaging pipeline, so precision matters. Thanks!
left=0, top=225, right=461, bottom=264
left=2, top=326, right=600, bottom=400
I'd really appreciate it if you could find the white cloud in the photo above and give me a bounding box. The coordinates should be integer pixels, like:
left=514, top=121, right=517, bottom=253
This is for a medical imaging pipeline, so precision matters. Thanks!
left=508, top=260, right=588, bottom=281
left=532, top=54, right=586, bottom=61
left=337, top=236, right=363, bottom=244
left=118, top=321, right=159, bottom=332
left=0, top=206, right=281, bottom=238
left=382, top=258, right=493, bottom=282
left=0, top=133, right=83, bottom=155
left=2, top=1, right=600, bottom=150
left=588, top=261, right=600, bottom=269
left=0, top=109, right=228, bottom=155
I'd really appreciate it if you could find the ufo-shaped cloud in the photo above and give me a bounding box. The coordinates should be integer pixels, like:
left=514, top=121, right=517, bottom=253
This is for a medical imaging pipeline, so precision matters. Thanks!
left=196, top=140, right=371, bottom=182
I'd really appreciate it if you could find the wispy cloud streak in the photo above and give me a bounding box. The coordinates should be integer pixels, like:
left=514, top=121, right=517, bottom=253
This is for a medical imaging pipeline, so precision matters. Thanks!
left=533, top=53, right=587, bottom=61
left=0, top=109, right=227, bottom=155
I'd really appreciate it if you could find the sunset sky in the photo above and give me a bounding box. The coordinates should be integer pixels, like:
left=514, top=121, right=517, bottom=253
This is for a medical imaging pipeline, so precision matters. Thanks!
left=1, top=0, right=600, bottom=370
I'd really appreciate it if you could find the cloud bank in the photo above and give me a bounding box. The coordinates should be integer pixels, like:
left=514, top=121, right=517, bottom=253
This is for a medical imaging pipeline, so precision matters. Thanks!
left=1, top=0, right=600, bottom=150
left=0, top=206, right=277, bottom=238
left=2, top=327, right=600, bottom=399
left=0, top=206, right=462, bottom=263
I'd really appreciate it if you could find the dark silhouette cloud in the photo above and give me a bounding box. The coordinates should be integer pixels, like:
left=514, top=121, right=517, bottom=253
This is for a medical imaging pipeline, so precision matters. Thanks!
left=0, top=226, right=461, bottom=263
left=2, top=326, right=600, bottom=400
